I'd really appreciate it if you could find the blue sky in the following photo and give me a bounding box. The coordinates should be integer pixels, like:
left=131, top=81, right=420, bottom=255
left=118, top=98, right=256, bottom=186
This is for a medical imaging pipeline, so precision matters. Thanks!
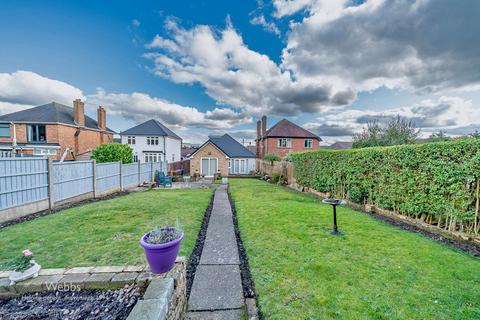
left=1, top=0, right=479, bottom=144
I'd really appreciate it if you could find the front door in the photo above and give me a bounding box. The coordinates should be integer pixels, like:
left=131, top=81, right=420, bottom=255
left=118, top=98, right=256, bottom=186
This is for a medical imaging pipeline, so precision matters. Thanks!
left=201, top=158, right=218, bottom=177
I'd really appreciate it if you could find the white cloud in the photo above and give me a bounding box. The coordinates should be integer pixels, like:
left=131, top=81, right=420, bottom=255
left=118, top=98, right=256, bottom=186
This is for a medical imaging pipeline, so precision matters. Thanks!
left=87, top=89, right=251, bottom=129
left=305, top=96, right=480, bottom=140
left=145, top=18, right=354, bottom=116
left=0, top=71, right=83, bottom=115
left=132, top=19, right=141, bottom=27
left=282, top=0, right=480, bottom=94
left=249, top=15, right=281, bottom=35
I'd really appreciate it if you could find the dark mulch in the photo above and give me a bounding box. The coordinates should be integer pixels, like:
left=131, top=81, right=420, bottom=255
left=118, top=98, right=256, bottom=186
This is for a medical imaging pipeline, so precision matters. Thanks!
left=0, top=284, right=144, bottom=320
left=361, top=210, right=480, bottom=257
left=0, top=191, right=131, bottom=230
left=227, top=189, right=263, bottom=319
left=186, top=191, right=215, bottom=299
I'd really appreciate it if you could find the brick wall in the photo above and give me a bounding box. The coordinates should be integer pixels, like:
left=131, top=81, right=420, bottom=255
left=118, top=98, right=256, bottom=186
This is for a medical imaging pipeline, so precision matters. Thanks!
left=260, top=137, right=320, bottom=158
left=190, top=142, right=229, bottom=176
left=0, top=123, right=112, bottom=160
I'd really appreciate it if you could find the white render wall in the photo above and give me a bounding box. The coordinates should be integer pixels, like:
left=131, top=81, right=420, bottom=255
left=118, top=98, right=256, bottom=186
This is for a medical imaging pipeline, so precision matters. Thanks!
left=166, top=137, right=182, bottom=162
left=120, top=135, right=181, bottom=163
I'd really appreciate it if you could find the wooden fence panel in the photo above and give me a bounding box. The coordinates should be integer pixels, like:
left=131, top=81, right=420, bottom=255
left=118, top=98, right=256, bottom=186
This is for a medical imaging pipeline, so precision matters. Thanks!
left=0, top=158, right=49, bottom=210
left=52, top=161, right=94, bottom=202
left=96, top=162, right=121, bottom=193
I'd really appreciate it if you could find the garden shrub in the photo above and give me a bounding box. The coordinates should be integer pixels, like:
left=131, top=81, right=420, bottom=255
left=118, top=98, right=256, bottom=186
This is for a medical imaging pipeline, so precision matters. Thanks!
left=291, top=138, right=480, bottom=234
left=91, top=142, right=133, bottom=164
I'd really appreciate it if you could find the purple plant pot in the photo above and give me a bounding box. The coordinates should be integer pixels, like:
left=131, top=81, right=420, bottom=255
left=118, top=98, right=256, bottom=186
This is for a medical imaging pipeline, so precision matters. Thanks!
left=140, top=229, right=184, bottom=274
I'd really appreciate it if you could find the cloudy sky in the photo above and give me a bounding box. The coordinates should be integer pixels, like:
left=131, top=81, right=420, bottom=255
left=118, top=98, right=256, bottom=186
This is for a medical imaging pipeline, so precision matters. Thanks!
left=1, top=0, right=479, bottom=145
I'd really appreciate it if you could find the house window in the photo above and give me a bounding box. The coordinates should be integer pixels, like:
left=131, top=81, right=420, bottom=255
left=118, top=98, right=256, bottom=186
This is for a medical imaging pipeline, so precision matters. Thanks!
left=147, top=136, right=159, bottom=145
left=27, top=125, right=46, bottom=142
left=0, top=124, right=10, bottom=137
left=133, top=154, right=138, bottom=162
left=127, top=136, right=136, bottom=144
left=278, top=138, right=291, bottom=148
left=144, top=152, right=160, bottom=163
left=304, top=139, right=313, bottom=148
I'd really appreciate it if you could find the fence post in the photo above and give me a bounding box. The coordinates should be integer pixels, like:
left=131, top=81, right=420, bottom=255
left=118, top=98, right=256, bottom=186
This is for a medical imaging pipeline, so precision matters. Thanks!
left=119, top=161, right=123, bottom=191
left=138, top=161, right=141, bottom=186
left=92, top=160, right=97, bottom=198
left=151, top=162, right=155, bottom=182
left=47, top=157, right=54, bottom=209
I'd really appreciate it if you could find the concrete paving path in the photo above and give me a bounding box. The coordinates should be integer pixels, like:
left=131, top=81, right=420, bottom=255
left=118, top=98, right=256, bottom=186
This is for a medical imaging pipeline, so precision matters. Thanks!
left=187, top=185, right=245, bottom=319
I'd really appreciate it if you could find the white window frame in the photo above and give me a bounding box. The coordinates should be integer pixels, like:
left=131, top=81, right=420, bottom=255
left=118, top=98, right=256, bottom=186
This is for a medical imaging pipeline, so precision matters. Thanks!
left=304, top=139, right=313, bottom=148
left=200, top=157, right=218, bottom=177
left=278, top=138, right=292, bottom=148
left=33, top=148, right=57, bottom=156
left=0, top=124, right=10, bottom=137
left=127, top=136, right=136, bottom=145
left=133, top=154, right=138, bottom=162
left=147, top=136, right=159, bottom=145
left=144, top=152, right=161, bottom=163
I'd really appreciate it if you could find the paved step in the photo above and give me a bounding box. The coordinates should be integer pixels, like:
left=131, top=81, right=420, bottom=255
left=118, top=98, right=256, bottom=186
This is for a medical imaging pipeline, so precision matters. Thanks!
left=187, top=309, right=245, bottom=319
left=187, top=185, right=245, bottom=319
left=188, top=265, right=244, bottom=311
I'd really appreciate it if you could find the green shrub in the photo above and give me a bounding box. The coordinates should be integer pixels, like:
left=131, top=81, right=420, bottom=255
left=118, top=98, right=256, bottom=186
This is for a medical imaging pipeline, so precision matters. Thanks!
left=291, top=138, right=480, bottom=234
left=91, top=143, right=133, bottom=164
left=264, top=154, right=281, bottom=165
left=271, top=172, right=281, bottom=183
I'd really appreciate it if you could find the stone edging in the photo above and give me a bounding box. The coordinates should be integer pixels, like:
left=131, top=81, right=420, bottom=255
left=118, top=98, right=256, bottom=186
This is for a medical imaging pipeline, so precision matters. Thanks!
left=0, top=257, right=187, bottom=320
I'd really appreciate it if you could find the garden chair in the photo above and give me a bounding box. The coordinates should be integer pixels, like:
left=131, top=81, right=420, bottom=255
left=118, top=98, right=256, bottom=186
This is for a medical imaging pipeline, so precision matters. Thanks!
left=155, top=170, right=173, bottom=188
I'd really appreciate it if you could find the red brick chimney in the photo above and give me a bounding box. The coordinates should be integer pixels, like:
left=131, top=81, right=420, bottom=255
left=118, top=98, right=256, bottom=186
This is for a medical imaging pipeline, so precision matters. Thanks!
left=261, top=115, right=267, bottom=136
left=97, top=106, right=106, bottom=130
left=73, top=99, right=85, bottom=127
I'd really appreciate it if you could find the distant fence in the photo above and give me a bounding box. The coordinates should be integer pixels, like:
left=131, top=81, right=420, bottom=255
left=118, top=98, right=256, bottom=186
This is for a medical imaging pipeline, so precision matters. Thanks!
left=256, top=159, right=295, bottom=184
left=0, top=158, right=167, bottom=223
left=168, top=160, right=190, bottom=176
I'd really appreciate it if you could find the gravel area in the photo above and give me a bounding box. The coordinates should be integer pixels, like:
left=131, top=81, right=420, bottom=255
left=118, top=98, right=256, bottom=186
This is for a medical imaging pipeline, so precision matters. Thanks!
left=0, top=284, right=144, bottom=320
left=186, top=192, right=214, bottom=299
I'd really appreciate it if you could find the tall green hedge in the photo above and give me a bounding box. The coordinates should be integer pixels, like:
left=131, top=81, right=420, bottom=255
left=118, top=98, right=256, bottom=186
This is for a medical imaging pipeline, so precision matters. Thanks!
left=291, top=138, right=480, bottom=235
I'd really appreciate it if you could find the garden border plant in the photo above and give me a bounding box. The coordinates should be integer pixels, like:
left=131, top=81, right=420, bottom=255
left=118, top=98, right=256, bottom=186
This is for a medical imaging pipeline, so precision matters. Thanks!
left=291, top=138, right=480, bottom=239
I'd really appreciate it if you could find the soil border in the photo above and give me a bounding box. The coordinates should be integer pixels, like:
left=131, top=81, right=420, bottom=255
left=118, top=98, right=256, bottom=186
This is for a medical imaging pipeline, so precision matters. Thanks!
left=186, top=190, right=215, bottom=299
left=0, top=190, right=133, bottom=230
left=227, top=187, right=263, bottom=320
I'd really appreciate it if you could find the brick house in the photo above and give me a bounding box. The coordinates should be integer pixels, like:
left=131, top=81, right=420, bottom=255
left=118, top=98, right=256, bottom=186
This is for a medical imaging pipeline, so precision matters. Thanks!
left=256, top=116, right=321, bottom=159
left=190, top=134, right=256, bottom=177
left=0, top=99, right=114, bottom=160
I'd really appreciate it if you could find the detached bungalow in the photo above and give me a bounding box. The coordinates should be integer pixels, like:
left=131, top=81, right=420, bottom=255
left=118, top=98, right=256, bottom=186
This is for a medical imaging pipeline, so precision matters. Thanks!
left=190, top=134, right=256, bottom=177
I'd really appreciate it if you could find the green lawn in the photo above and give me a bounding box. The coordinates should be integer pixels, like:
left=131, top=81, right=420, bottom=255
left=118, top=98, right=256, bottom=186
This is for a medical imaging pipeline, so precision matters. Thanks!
left=0, top=188, right=212, bottom=269
left=230, top=179, right=480, bottom=320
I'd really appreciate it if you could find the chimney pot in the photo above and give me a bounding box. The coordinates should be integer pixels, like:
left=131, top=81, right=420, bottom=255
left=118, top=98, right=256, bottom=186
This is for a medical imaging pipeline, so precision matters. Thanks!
left=73, top=99, right=85, bottom=127
left=261, top=115, right=267, bottom=136
left=97, top=106, right=106, bottom=130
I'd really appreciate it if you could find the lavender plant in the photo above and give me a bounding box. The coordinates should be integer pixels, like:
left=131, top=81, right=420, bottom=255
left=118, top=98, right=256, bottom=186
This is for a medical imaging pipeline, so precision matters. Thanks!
left=145, top=219, right=183, bottom=245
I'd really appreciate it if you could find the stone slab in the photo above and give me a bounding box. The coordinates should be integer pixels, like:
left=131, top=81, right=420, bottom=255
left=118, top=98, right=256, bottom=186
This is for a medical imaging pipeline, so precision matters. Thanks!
left=136, top=272, right=154, bottom=283
left=126, top=298, right=168, bottom=320
left=187, top=309, right=245, bottom=320
left=38, top=268, right=66, bottom=276
left=123, top=265, right=145, bottom=272
left=144, top=278, right=174, bottom=301
left=91, top=266, right=125, bottom=273
left=0, top=277, right=16, bottom=295
left=0, top=271, right=11, bottom=278
left=14, top=275, right=64, bottom=293
left=84, top=272, right=116, bottom=289
left=64, top=267, right=94, bottom=274
left=188, top=265, right=244, bottom=311
left=111, top=272, right=139, bottom=284
left=60, top=273, right=90, bottom=287
left=200, top=229, right=239, bottom=265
